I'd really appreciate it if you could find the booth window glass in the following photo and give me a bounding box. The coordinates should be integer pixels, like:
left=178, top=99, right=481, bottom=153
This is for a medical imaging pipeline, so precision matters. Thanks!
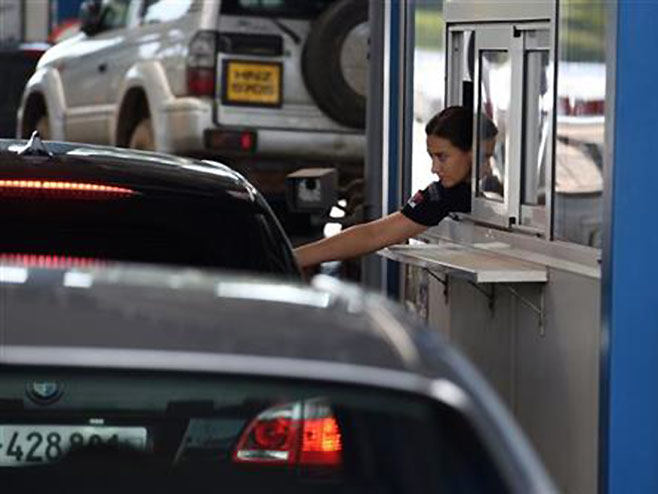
left=411, top=0, right=445, bottom=194
left=477, top=50, right=510, bottom=203
left=522, top=50, right=550, bottom=207
left=554, top=0, right=606, bottom=248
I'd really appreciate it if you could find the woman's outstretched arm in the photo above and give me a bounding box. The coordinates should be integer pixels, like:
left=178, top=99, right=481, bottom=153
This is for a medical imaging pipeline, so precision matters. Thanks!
left=294, top=212, right=427, bottom=268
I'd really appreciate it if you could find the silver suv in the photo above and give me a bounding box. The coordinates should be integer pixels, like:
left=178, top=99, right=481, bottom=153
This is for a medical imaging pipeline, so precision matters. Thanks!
left=18, top=0, right=367, bottom=225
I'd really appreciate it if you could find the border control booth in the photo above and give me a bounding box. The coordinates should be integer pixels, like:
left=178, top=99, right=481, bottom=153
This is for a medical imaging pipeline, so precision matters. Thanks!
left=365, top=1, right=658, bottom=493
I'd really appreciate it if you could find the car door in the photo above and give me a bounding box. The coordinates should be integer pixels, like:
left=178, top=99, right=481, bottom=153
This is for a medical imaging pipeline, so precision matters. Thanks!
left=60, top=0, right=138, bottom=144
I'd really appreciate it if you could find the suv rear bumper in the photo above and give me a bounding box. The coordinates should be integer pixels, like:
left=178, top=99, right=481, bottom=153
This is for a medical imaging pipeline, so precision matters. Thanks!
left=160, top=99, right=365, bottom=160
left=205, top=127, right=365, bottom=160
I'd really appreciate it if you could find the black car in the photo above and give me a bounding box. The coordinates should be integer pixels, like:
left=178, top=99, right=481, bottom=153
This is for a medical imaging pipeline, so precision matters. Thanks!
left=0, top=42, right=49, bottom=138
left=0, top=262, right=555, bottom=493
left=0, top=135, right=299, bottom=276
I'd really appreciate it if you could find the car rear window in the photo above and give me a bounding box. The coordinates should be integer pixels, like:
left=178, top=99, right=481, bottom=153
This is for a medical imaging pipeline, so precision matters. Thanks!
left=0, top=187, right=297, bottom=276
left=220, top=0, right=336, bottom=18
left=0, top=368, right=509, bottom=494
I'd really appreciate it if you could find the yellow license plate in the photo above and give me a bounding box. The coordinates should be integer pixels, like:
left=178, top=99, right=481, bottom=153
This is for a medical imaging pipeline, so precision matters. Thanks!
left=223, top=61, right=282, bottom=107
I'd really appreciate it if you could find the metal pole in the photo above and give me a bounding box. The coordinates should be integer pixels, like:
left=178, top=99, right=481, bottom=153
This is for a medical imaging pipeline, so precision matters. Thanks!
left=362, top=0, right=386, bottom=290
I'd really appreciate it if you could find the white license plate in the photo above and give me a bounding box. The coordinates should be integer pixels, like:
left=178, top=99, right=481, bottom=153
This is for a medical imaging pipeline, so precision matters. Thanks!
left=0, top=425, right=147, bottom=466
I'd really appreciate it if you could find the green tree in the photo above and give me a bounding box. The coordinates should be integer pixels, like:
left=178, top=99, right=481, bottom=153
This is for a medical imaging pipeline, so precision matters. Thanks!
left=560, top=0, right=606, bottom=62
left=415, top=3, right=444, bottom=51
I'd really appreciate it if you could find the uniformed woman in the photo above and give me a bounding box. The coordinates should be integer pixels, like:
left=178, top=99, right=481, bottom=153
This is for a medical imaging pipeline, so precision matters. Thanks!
left=294, top=106, right=498, bottom=268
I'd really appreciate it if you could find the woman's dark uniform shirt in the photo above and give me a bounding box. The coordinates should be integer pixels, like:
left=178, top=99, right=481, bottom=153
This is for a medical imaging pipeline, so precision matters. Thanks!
left=400, top=181, right=471, bottom=226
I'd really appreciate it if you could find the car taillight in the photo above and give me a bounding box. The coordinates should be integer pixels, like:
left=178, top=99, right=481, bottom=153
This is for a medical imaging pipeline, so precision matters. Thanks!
left=0, top=254, right=106, bottom=268
left=19, top=42, right=50, bottom=60
left=187, top=31, right=217, bottom=97
left=300, top=417, right=342, bottom=465
left=204, top=129, right=256, bottom=152
left=0, top=180, right=136, bottom=198
left=233, top=399, right=342, bottom=467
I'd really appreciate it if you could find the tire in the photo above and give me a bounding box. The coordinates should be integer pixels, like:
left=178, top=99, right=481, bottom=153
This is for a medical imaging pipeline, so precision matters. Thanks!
left=35, top=115, right=50, bottom=140
left=302, top=0, right=368, bottom=129
left=128, top=118, right=154, bottom=151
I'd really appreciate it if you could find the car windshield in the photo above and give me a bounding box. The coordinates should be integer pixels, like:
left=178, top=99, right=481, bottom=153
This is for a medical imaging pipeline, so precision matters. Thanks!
left=0, top=367, right=508, bottom=493
left=220, top=0, right=336, bottom=18
left=0, top=184, right=297, bottom=275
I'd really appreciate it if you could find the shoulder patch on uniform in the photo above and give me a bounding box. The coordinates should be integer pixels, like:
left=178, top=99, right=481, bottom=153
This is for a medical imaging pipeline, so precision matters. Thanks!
left=407, top=189, right=424, bottom=208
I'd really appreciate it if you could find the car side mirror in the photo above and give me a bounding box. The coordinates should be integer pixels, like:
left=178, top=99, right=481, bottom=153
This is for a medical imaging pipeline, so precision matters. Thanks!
left=79, top=0, right=104, bottom=35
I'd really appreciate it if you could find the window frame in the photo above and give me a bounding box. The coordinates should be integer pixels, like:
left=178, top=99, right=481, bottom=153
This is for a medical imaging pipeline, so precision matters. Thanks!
left=472, top=26, right=522, bottom=229
left=447, top=22, right=554, bottom=238
left=519, top=28, right=553, bottom=236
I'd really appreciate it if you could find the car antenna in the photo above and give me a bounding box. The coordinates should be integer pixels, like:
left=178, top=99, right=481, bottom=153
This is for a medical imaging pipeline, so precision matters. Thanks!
left=17, top=131, right=53, bottom=157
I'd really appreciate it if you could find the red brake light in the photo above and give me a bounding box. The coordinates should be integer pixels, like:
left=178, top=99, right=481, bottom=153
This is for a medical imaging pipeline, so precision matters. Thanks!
left=19, top=42, right=50, bottom=60
left=233, top=403, right=300, bottom=463
left=0, top=254, right=106, bottom=269
left=233, top=400, right=342, bottom=467
left=187, top=31, right=217, bottom=97
left=204, top=130, right=256, bottom=152
left=0, top=180, right=136, bottom=198
left=187, top=68, right=215, bottom=97
left=240, top=132, right=253, bottom=151
left=300, top=417, right=342, bottom=466
left=22, top=49, right=47, bottom=60
left=253, top=418, right=295, bottom=451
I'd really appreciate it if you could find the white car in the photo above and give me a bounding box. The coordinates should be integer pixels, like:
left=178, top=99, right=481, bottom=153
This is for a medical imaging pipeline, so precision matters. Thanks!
left=17, top=0, right=368, bottom=223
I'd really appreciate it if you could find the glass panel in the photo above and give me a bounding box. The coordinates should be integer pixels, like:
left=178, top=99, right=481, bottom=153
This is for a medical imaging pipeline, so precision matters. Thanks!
left=522, top=50, right=551, bottom=206
left=411, top=0, right=445, bottom=194
left=0, top=179, right=298, bottom=275
left=462, top=31, right=475, bottom=105
left=477, top=51, right=510, bottom=202
left=554, top=0, right=606, bottom=247
left=100, top=0, right=131, bottom=30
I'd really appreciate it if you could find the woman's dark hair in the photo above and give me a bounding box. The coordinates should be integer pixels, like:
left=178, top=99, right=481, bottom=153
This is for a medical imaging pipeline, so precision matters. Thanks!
left=425, top=106, right=498, bottom=152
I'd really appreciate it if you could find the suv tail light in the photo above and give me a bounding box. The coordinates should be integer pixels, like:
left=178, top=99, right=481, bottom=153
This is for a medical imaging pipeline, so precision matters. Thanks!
left=204, top=129, right=256, bottom=152
left=233, top=399, right=342, bottom=467
left=187, top=31, right=218, bottom=97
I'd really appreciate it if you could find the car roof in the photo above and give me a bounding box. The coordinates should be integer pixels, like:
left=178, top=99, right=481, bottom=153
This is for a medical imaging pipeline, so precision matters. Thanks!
left=0, top=261, right=496, bottom=411
left=0, top=138, right=257, bottom=202
left=0, top=262, right=423, bottom=373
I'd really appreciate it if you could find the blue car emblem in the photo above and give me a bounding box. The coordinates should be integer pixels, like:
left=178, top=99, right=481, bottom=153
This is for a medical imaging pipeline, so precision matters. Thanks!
left=26, top=382, right=63, bottom=405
